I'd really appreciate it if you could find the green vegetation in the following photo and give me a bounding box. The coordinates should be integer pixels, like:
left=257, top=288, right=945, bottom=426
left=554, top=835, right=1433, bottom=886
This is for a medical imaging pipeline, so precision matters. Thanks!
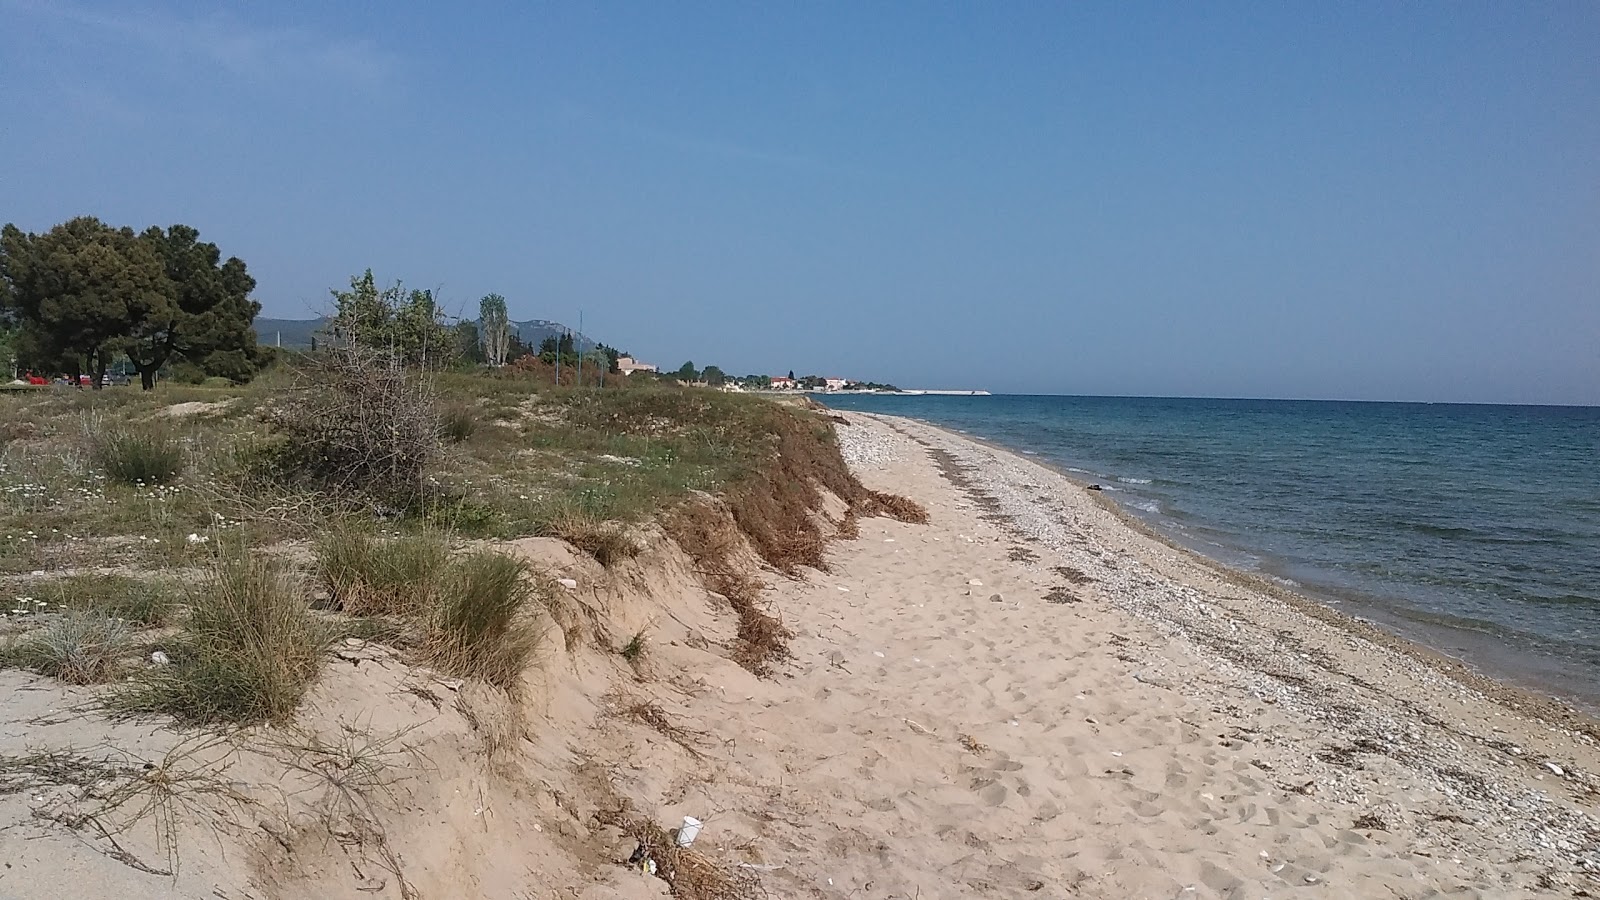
left=0, top=217, right=265, bottom=388
left=120, top=548, right=328, bottom=725
left=423, top=550, right=542, bottom=691
left=0, top=609, right=132, bottom=684
left=43, top=573, right=178, bottom=626
left=316, top=526, right=451, bottom=616
left=327, top=269, right=453, bottom=369
left=479, top=293, right=512, bottom=367
left=0, top=287, right=928, bottom=719
left=620, top=628, right=648, bottom=664
left=87, top=421, right=185, bottom=484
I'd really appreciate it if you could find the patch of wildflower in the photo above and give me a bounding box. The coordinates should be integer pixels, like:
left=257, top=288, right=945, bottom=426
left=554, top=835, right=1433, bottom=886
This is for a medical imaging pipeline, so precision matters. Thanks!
left=3, top=596, right=48, bottom=619
left=132, top=480, right=185, bottom=501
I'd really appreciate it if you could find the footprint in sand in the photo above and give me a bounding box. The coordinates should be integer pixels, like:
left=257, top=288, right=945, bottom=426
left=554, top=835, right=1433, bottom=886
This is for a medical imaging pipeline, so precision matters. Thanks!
left=978, top=783, right=1009, bottom=806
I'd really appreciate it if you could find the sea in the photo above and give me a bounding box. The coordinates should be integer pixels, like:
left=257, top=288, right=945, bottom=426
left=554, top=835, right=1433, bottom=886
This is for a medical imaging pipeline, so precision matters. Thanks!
left=821, top=394, right=1600, bottom=711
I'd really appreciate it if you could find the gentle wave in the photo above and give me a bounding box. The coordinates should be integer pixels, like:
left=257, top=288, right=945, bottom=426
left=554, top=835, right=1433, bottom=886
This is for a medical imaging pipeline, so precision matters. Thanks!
left=1117, top=476, right=1153, bottom=484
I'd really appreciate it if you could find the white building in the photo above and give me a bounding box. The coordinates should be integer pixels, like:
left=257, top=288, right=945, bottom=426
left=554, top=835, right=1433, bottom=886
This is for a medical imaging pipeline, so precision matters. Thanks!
left=824, top=377, right=848, bottom=392
left=616, top=356, right=657, bottom=376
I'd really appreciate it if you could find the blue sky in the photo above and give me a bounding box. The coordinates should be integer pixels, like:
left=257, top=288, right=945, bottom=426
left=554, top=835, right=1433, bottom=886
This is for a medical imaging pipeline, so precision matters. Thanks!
left=2, top=2, right=1596, bottom=403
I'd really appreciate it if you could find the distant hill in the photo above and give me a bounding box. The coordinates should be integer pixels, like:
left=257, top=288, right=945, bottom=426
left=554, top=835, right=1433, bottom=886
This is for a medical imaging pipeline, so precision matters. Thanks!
left=255, top=317, right=327, bottom=349
left=253, top=317, right=598, bottom=352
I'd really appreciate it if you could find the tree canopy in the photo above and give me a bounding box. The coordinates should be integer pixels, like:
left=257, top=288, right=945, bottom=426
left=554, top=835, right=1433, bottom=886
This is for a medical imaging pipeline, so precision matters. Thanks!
left=328, top=270, right=452, bottom=369
left=0, top=217, right=262, bottom=388
left=478, top=293, right=511, bottom=366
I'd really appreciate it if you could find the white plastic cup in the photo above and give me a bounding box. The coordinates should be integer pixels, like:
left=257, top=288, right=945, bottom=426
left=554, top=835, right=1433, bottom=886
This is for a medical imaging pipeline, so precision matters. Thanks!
left=676, top=816, right=702, bottom=847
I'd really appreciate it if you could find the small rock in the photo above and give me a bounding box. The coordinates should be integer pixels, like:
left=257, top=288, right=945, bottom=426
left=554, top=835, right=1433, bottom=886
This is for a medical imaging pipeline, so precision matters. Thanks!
left=557, top=578, right=578, bottom=590
left=1304, top=874, right=1320, bottom=884
left=989, top=593, right=1003, bottom=603
left=1086, top=484, right=1103, bottom=492
left=149, top=650, right=170, bottom=666
left=968, top=579, right=983, bottom=586
left=1544, top=761, right=1565, bottom=776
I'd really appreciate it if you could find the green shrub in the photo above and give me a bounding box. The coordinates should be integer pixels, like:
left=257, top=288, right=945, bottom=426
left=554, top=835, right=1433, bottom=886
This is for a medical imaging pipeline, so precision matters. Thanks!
left=316, top=526, right=451, bottom=616
left=89, top=423, right=184, bottom=484
left=0, top=610, right=131, bottom=684
left=417, top=496, right=500, bottom=536
left=620, top=628, right=647, bottom=663
left=119, top=549, right=327, bottom=724
left=423, top=550, right=541, bottom=691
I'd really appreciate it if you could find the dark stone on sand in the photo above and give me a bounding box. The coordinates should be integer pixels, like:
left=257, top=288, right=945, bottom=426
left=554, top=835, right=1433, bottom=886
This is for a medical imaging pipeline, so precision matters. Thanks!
left=1086, top=484, right=1102, bottom=491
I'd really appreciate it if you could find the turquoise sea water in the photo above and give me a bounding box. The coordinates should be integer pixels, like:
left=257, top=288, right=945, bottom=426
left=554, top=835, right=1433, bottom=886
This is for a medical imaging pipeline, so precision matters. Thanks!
left=822, top=395, right=1600, bottom=708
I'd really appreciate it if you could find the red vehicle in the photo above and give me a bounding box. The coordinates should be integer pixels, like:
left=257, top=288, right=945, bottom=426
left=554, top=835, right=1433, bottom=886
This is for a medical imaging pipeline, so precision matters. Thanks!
left=23, top=372, right=49, bottom=386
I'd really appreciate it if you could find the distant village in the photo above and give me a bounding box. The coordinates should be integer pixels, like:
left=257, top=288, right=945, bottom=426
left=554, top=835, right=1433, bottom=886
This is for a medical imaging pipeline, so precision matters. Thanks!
left=615, top=356, right=901, bottom=394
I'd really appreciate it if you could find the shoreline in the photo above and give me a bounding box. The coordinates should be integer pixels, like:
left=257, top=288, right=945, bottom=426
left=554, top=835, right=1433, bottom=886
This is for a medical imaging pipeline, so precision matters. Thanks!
left=869, top=411, right=1600, bottom=729
left=820, top=412, right=1600, bottom=893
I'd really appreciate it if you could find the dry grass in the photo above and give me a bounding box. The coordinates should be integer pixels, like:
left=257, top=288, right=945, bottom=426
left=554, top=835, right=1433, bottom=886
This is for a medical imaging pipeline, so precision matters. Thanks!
left=438, top=401, right=478, bottom=443
left=421, top=549, right=544, bottom=692
left=666, top=500, right=790, bottom=676
left=859, top=489, right=929, bottom=524
left=537, top=506, right=639, bottom=567
left=618, top=697, right=708, bottom=758
left=596, top=800, right=765, bottom=900
left=266, top=721, right=420, bottom=820
left=118, top=547, right=328, bottom=724
left=265, top=345, right=442, bottom=504
left=28, top=734, right=253, bottom=878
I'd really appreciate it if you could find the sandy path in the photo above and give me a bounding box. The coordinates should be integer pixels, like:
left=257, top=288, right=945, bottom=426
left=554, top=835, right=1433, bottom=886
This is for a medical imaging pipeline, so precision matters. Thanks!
left=721, top=412, right=1599, bottom=898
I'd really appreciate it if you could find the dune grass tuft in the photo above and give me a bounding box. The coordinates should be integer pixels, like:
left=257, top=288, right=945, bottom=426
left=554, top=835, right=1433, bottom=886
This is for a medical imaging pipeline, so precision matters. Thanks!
left=119, top=548, right=328, bottom=724
left=0, top=610, right=132, bottom=684
left=439, top=402, right=478, bottom=443
left=422, top=550, right=542, bottom=691
left=316, top=525, right=451, bottom=616
left=88, top=422, right=185, bottom=485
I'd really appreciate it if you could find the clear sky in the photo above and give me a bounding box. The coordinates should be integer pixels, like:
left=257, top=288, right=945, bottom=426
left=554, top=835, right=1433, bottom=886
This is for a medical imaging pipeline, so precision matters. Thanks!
left=3, top=2, right=1596, bottom=404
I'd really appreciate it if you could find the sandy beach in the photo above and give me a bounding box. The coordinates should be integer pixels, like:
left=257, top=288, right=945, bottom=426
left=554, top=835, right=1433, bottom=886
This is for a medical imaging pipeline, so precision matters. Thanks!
left=1, top=410, right=1597, bottom=899
left=806, top=412, right=1600, bottom=896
